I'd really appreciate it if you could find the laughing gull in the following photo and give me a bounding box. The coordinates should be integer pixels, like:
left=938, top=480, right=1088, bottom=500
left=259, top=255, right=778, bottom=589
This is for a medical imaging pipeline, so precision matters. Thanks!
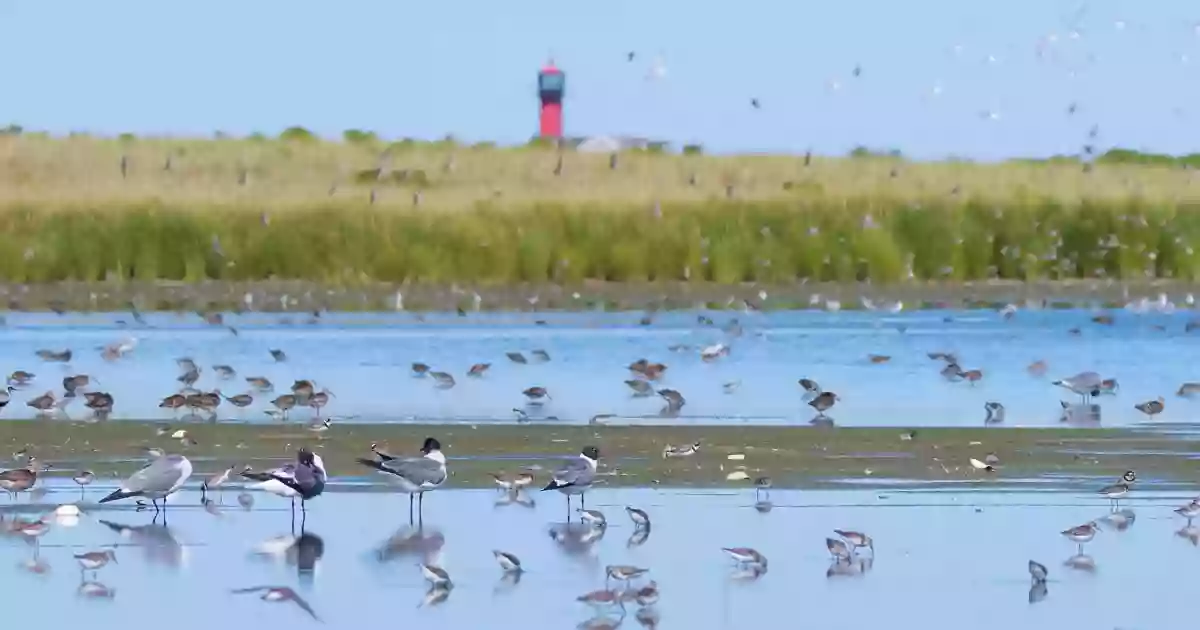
left=1052, top=371, right=1103, bottom=404
left=99, top=453, right=193, bottom=515
left=241, top=448, right=327, bottom=517
left=541, top=446, right=599, bottom=518
left=356, top=437, right=447, bottom=524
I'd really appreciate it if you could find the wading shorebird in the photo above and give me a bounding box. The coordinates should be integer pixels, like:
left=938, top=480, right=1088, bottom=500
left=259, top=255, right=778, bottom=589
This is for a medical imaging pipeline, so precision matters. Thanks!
left=467, top=363, right=491, bottom=377
left=505, top=352, right=527, bottom=364
left=0, top=458, right=39, bottom=500
left=269, top=349, right=287, bottom=363
left=1134, top=397, right=1165, bottom=418
left=662, top=441, right=699, bottom=459
left=270, top=395, right=297, bottom=420
left=1028, top=560, right=1048, bottom=584
left=74, top=550, right=117, bottom=577
left=605, top=564, right=649, bottom=587
left=722, top=547, right=768, bottom=569
left=245, top=377, right=273, bottom=392
left=522, top=386, right=551, bottom=404
left=826, top=537, right=853, bottom=561
left=35, top=349, right=72, bottom=363
left=1098, top=470, right=1136, bottom=509
left=984, top=401, right=1005, bottom=424
left=625, top=506, right=650, bottom=529
left=625, top=379, right=654, bottom=397
left=1178, top=382, right=1200, bottom=398
left=159, top=394, right=186, bottom=414
left=1175, top=500, right=1200, bottom=524
left=26, top=391, right=57, bottom=416
left=7, top=370, right=35, bottom=387
left=657, top=389, right=685, bottom=413
left=212, top=364, right=236, bottom=380
left=809, top=391, right=839, bottom=418
left=493, top=550, right=523, bottom=574
left=1061, top=521, right=1100, bottom=554
left=834, top=530, right=874, bottom=554
left=73, top=470, right=95, bottom=499
left=754, top=476, right=772, bottom=501
left=0, top=385, right=15, bottom=415
left=218, top=390, right=253, bottom=410
left=542, top=445, right=599, bottom=518
left=430, top=372, right=456, bottom=389
left=357, top=437, right=447, bottom=524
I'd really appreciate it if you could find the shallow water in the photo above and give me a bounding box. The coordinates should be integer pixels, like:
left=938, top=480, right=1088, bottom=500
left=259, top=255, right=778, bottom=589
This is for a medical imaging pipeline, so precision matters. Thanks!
left=0, top=308, right=1196, bottom=427
left=1, top=479, right=1195, bottom=629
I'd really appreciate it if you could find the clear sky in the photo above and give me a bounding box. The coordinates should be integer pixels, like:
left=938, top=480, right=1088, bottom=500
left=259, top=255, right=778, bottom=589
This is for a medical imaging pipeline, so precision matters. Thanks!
left=1, top=0, right=1197, bottom=160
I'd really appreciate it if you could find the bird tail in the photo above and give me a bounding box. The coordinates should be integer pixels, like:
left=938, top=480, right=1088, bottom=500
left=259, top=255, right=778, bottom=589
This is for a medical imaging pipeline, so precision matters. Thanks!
left=98, top=489, right=138, bottom=504
left=541, top=479, right=570, bottom=492
left=356, top=458, right=392, bottom=473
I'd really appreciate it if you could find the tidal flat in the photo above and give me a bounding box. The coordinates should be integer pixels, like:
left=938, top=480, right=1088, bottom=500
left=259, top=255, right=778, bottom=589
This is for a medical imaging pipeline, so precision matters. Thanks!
left=3, top=422, right=1199, bottom=489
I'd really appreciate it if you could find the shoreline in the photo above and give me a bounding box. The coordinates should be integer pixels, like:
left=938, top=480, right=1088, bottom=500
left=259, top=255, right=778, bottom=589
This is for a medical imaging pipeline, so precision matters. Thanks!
left=0, top=279, right=1197, bottom=313
left=4, top=422, right=1197, bottom=489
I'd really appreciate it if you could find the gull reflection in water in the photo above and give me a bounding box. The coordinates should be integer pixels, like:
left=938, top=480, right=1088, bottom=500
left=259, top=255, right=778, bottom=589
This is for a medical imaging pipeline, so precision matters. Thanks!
left=251, top=529, right=325, bottom=580
left=375, top=525, right=445, bottom=566
left=98, top=520, right=185, bottom=569
left=549, top=522, right=605, bottom=557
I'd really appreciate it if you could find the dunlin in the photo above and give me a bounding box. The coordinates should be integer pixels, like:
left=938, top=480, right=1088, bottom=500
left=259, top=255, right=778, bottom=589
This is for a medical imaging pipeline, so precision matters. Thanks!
left=625, top=506, right=650, bottom=529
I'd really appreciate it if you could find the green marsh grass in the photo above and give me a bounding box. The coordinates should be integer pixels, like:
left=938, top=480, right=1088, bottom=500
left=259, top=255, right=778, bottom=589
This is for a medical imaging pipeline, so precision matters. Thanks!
left=3, top=133, right=1200, bottom=283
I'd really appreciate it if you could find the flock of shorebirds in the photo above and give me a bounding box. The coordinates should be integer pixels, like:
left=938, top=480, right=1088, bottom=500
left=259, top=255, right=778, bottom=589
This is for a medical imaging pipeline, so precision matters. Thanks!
left=5, top=427, right=1200, bottom=624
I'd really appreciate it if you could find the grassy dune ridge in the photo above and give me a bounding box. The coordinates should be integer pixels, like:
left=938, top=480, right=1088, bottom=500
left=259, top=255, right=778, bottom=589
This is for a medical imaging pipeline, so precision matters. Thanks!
left=2, top=132, right=1200, bottom=284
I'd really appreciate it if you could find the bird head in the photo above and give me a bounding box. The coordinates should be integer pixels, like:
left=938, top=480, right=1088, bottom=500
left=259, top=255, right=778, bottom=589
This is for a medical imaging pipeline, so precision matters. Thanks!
left=421, top=437, right=442, bottom=454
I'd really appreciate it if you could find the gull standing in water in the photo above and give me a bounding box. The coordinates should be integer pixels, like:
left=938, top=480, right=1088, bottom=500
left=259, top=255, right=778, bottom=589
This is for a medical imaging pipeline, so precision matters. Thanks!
left=242, top=448, right=327, bottom=521
left=356, top=437, right=447, bottom=524
left=242, top=448, right=327, bottom=520
left=1052, top=371, right=1103, bottom=404
left=541, top=446, right=600, bottom=520
left=99, top=454, right=193, bottom=519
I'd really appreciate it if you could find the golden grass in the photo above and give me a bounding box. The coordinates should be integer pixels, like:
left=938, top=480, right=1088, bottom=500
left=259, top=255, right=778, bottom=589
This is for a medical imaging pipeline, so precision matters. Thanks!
left=2, top=133, right=1199, bottom=211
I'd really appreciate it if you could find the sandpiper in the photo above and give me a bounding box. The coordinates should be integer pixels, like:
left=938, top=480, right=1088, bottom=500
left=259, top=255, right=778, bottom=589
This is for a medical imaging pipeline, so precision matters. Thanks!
left=468, top=363, right=491, bottom=377
left=75, top=549, right=117, bottom=575
left=657, top=389, right=686, bottom=412
left=421, top=563, right=452, bottom=588
left=1028, top=559, right=1048, bottom=583
left=834, top=530, right=874, bottom=554
left=722, top=547, right=768, bottom=569
left=605, top=564, right=649, bottom=587
left=412, top=362, right=430, bottom=377
left=73, top=470, right=95, bottom=498
left=984, top=401, right=1005, bottom=424
left=625, top=380, right=654, bottom=397
left=1175, top=500, right=1200, bottom=523
left=430, top=372, right=456, bottom=389
left=1178, top=382, right=1200, bottom=398
left=579, top=508, right=607, bottom=528
left=522, top=386, right=551, bottom=404
left=506, top=352, right=527, bottom=364
left=809, top=391, right=839, bottom=417
left=826, top=537, right=853, bottom=560
left=0, top=458, right=39, bottom=500
left=661, top=441, right=700, bottom=459
left=576, top=589, right=624, bottom=612
left=269, top=349, right=287, bottom=362
left=799, top=378, right=822, bottom=398
left=1061, top=521, right=1100, bottom=554
left=628, top=580, right=659, bottom=607
left=625, top=506, right=650, bottom=529
left=1134, top=397, right=1165, bottom=418
left=493, top=550, right=523, bottom=574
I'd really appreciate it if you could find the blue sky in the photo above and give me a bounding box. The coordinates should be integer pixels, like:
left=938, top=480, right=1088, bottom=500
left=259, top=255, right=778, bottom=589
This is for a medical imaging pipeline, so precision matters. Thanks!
left=1, top=0, right=1197, bottom=159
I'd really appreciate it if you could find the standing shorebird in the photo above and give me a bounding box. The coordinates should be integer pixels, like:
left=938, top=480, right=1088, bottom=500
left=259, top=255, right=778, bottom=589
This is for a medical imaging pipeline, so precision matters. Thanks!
left=625, top=506, right=651, bottom=530
left=984, top=401, right=1005, bottom=424
left=74, top=550, right=117, bottom=577
left=269, top=349, right=287, bottom=363
left=99, top=454, right=193, bottom=518
left=1061, top=521, right=1100, bottom=554
left=1134, top=397, right=1165, bottom=418
left=26, top=391, right=57, bottom=416
left=270, top=395, right=297, bottom=420
left=0, top=458, right=39, bottom=501
left=73, top=470, right=95, bottom=499
left=493, top=550, right=523, bottom=575
left=468, top=363, right=491, bottom=378
left=809, top=391, right=839, bottom=418
left=1098, top=470, right=1136, bottom=509
left=357, top=437, right=447, bottom=524
left=202, top=465, right=237, bottom=501
left=522, top=386, right=551, bottom=404
left=661, top=441, right=700, bottom=459
left=308, top=389, right=335, bottom=417
left=542, top=446, right=600, bottom=519
left=834, top=529, right=874, bottom=555
left=0, top=385, right=15, bottom=415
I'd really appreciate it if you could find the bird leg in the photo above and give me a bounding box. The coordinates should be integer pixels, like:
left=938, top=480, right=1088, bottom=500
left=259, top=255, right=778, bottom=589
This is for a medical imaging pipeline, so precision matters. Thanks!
left=409, top=494, right=415, bottom=524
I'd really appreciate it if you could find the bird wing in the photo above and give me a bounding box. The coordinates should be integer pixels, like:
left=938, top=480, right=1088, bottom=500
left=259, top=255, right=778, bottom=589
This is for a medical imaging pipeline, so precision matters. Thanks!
left=242, top=463, right=296, bottom=483
left=552, top=456, right=593, bottom=486
left=123, top=455, right=186, bottom=493
left=358, top=456, right=445, bottom=486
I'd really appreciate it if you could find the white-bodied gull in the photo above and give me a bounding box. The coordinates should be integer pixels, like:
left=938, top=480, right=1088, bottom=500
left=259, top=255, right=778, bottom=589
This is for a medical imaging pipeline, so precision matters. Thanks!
left=99, top=453, right=193, bottom=516
left=541, top=445, right=600, bottom=519
left=1053, top=371, right=1103, bottom=404
left=357, top=437, right=447, bottom=524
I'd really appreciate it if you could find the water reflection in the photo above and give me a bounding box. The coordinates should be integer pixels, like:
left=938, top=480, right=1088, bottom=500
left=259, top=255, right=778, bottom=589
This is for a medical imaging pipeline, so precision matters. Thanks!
left=420, top=585, right=452, bottom=608
left=826, top=556, right=874, bottom=579
left=627, top=527, right=651, bottom=548
left=77, top=580, right=116, bottom=599
left=1064, top=553, right=1097, bottom=572
left=494, top=488, right=536, bottom=509
left=549, top=522, right=605, bottom=557
left=578, top=611, right=626, bottom=629
left=1100, top=508, right=1136, bottom=532
left=1028, top=581, right=1049, bottom=604
left=375, top=525, right=445, bottom=566
left=753, top=500, right=773, bottom=513
left=98, top=520, right=184, bottom=569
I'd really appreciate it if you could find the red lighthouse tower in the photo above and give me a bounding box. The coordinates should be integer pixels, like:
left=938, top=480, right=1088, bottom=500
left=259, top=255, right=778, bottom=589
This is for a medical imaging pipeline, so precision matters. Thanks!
left=538, top=59, right=565, bottom=139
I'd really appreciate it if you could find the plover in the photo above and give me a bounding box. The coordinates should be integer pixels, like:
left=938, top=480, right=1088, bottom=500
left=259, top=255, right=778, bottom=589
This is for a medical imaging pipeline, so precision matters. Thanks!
left=1098, top=470, right=1135, bottom=508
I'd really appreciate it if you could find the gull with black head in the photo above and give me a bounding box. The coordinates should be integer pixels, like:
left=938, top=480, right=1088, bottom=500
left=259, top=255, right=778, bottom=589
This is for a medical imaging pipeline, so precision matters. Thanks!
left=541, top=445, right=600, bottom=520
left=357, top=437, right=447, bottom=524
left=241, top=448, right=327, bottom=520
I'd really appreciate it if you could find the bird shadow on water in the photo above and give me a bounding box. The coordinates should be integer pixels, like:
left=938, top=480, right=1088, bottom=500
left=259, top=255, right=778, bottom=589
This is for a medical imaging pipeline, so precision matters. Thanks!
left=374, top=523, right=445, bottom=566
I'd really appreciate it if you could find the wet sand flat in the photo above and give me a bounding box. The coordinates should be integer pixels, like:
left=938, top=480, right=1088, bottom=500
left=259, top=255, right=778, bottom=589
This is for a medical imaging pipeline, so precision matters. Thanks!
left=4, top=422, right=1199, bottom=488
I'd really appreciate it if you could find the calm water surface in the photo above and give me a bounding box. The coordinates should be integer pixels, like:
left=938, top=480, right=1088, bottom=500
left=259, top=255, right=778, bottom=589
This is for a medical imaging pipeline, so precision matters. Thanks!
left=0, top=308, right=1196, bottom=427
left=0, top=481, right=1194, bottom=629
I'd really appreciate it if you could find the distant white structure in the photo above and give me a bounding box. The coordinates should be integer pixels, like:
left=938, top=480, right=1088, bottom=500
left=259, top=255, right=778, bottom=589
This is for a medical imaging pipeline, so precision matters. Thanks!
left=575, top=135, right=663, bottom=152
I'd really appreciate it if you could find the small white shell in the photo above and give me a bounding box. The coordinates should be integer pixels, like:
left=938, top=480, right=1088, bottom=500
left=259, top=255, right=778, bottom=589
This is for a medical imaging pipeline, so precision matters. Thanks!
left=727, top=453, right=746, bottom=461
left=969, top=458, right=989, bottom=470
left=55, top=504, right=81, bottom=516
left=171, top=430, right=188, bottom=439
left=726, top=471, right=750, bottom=481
